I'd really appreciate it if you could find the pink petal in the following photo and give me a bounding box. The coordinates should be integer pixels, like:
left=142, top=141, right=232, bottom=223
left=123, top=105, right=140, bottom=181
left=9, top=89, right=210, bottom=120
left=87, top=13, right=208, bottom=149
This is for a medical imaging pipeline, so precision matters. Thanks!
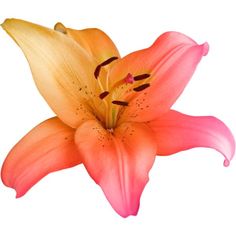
left=75, top=120, right=157, bottom=217
left=1, top=117, right=81, bottom=197
left=108, top=31, right=208, bottom=123
left=148, top=110, right=235, bottom=165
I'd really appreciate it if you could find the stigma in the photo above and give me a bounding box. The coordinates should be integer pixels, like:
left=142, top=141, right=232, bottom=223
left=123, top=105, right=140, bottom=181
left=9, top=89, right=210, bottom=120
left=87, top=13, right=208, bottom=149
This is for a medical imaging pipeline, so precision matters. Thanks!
left=124, top=73, right=134, bottom=84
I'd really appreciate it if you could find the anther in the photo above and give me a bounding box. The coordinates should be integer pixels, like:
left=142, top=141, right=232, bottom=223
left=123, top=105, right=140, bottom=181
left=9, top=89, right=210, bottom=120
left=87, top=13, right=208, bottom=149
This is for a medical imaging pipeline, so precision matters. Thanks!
left=112, top=100, right=129, bottom=106
left=94, top=65, right=101, bottom=79
left=134, top=73, right=150, bottom=81
left=94, top=56, right=118, bottom=79
left=133, top=83, right=150, bottom=92
left=54, top=22, right=67, bottom=34
left=99, top=91, right=109, bottom=99
left=100, top=56, right=118, bottom=67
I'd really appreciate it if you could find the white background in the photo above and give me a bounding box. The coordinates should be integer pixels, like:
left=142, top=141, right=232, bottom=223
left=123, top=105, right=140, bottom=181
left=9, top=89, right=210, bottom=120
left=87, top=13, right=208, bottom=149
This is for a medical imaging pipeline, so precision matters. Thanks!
left=0, top=0, right=236, bottom=235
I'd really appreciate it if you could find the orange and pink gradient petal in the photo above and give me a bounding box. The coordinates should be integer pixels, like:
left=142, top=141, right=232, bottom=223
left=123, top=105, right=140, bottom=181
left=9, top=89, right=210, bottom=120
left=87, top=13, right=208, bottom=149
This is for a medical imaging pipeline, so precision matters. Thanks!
left=75, top=120, right=156, bottom=217
left=1, top=118, right=81, bottom=198
left=148, top=110, right=235, bottom=166
left=110, top=32, right=209, bottom=123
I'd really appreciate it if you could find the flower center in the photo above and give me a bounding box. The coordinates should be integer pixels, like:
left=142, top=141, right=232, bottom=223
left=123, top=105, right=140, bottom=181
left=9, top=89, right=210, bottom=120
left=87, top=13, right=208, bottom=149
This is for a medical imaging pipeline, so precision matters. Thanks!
left=93, top=57, right=151, bottom=129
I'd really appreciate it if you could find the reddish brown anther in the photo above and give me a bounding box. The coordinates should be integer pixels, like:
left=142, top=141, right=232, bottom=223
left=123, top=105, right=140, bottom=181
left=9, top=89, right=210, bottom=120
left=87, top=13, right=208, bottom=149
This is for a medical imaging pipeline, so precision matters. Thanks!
left=99, top=91, right=109, bottom=99
left=94, top=56, right=118, bottom=79
left=134, top=74, right=150, bottom=81
left=133, top=83, right=150, bottom=92
left=112, top=100, right=129, bottom=106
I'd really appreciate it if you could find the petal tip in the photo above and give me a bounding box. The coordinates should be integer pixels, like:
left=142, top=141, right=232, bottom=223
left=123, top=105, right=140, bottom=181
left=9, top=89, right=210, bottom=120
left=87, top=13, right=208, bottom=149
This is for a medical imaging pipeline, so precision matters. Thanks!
left=118, top=208, right=139, bottom=218
left=223, top=159, right=230, bottom=167
left=202, top=42, right=209, bottom=56
left=15, top=192, right=22, bottom=199
left=1, top=18, right=14, bottom=28
left=54, top=22, right=67, bottom=34
left=15, top=186, right=27, bottom=198
left=1, top=18, right=9, bottom=28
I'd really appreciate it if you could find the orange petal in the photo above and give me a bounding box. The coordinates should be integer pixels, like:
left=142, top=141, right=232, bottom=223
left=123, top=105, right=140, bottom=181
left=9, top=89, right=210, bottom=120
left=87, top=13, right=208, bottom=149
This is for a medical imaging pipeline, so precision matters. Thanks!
left=108, top=31, right=208, bottom=123
left=75, top=120, right=156, bottom=217
left=1, top=117, right=81, bottom=197
left=54, top=23, right=120, bottom=64
left=148, top=110, right=235, bottom=166
left=2, top=18, right=98, bottom=128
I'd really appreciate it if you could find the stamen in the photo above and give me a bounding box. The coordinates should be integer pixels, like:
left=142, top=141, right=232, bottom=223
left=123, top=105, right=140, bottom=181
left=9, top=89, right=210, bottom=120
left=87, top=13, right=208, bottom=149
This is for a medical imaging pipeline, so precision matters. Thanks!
left=124, top=73, right=134, bottom=84
left=134, top=73, right=150, bottom=81
left=94, top=65, right=101, bottom=79
left=100, top=56, right=118, bottom=67
left=54, top=22, right=67, bottom=34
left=133, top=83, right=150, bottom=92
left=112, top=100, right=129, bottom=106
left=94, top=56, right=118, bottom=79
left=99, top=91, right=109, bottom=99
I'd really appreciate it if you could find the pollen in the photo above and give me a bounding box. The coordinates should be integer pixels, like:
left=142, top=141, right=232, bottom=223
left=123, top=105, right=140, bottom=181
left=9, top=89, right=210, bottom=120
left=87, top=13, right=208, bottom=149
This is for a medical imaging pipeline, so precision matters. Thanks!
left=133, top=73, right=150, bottom=81
left=99, top=91, right=109, bottom=99
left=112, top=100, right=129, bottom=106
left=133, top=83, right=150, bottom=92
left=94, top=65, right=101, bottom=79
left=94, top=56, right=118, bottom=79
left=100, top=56, right=118, bottom=66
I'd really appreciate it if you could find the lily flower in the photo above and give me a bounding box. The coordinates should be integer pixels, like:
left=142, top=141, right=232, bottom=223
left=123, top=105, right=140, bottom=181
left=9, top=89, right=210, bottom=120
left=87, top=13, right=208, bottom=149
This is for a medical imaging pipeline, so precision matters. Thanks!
left=1, top=19, right=235, bottom=218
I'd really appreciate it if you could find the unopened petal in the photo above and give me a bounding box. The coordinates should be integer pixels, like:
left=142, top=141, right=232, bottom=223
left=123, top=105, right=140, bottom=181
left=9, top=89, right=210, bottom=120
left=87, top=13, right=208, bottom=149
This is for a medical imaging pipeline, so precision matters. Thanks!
left=148, top=110, right=235, bottom=165
left=75, top=120, right=156, bottom=217
left=1, top=117, right=81, bottom=197
left=2, top=18, right=98, bottom=128
left=54, top=23, right=120, bottom=64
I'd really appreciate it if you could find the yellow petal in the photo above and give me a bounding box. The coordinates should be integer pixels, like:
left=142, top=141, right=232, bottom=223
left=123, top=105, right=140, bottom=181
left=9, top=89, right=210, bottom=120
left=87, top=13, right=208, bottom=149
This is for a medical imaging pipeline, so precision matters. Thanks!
left=54, top=22, right=120, bottom=64
left=2, top=18, right=99, bottom=128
